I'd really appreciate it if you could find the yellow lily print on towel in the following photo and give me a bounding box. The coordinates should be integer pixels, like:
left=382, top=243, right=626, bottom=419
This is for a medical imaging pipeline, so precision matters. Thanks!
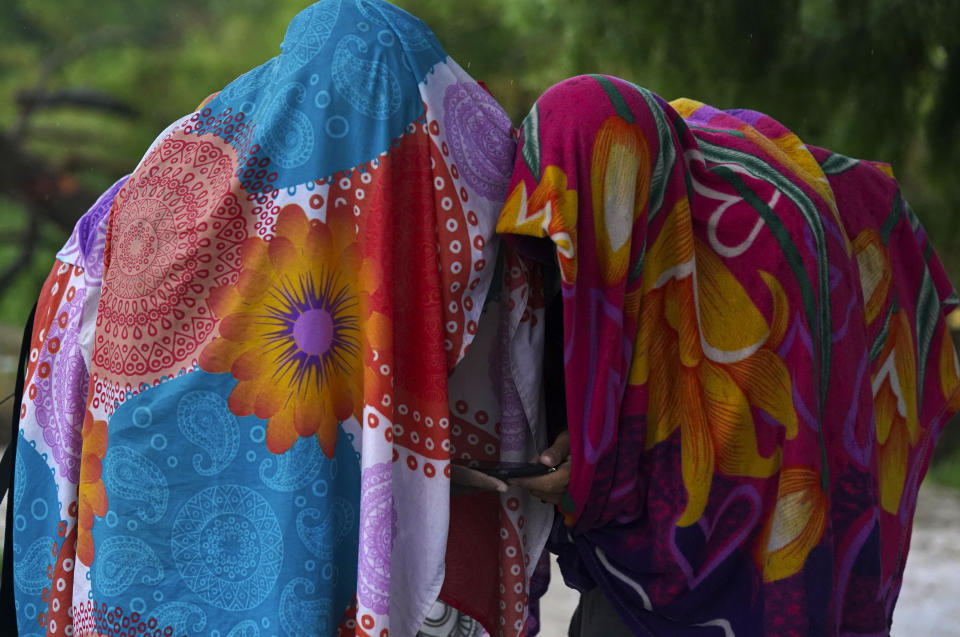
left=630, top=197, right=798, bottom=527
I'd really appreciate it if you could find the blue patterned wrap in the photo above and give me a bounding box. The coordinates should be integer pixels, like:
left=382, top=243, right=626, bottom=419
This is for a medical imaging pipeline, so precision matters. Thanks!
left=90, top=371, right=361, bottom=635
left=192, top=0, right=448, bottom=191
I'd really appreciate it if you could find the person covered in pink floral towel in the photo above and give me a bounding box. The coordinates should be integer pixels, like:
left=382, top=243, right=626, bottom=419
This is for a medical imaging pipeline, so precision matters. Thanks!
left=500, top=74, right=960, bottom=636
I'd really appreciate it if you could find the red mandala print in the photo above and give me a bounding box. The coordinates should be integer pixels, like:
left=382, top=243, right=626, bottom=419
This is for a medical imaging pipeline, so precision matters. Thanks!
left=323, top=121, right=483, bottom=461
left=506, top=248, right=545, bottom=320
left=337, top=595, right=360, bottom=636
left=42, top=525, right=76, bottom=636
left=25, top=262, right=75, bottom=391
left=92, top=130, right=248, bottom=407
left=109, top=197, right=179, bottom=299
left=497, top=515, right=530, bottom=635
left=73, top=601, right=177, bottom=637
left=449, top=405, right=499, bottom=464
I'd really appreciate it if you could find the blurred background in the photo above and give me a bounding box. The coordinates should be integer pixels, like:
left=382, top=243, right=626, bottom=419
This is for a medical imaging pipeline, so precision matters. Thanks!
left=0, top=0, right=959, bottom=632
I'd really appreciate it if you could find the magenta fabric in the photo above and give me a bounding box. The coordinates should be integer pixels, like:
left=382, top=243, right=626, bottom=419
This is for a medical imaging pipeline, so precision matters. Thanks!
left=498, top=75, right=960, bottom=635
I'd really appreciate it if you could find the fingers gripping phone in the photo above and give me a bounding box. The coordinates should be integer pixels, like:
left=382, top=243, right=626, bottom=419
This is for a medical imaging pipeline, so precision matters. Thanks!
left=451, top=459, right=557, bottom=481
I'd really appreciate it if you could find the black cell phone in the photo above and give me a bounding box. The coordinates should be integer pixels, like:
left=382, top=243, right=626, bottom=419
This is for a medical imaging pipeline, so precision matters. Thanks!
left=451, top=459, right=556, bottom=480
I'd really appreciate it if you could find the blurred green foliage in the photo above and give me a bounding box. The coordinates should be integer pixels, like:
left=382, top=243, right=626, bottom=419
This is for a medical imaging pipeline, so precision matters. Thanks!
left=1, top=0, right=959, bottom=477
left=1, top=1, right=959, bottom=305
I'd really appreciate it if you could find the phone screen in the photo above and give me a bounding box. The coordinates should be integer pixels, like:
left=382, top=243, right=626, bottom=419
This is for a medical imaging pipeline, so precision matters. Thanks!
left=451, top=459, right=554, bottom=480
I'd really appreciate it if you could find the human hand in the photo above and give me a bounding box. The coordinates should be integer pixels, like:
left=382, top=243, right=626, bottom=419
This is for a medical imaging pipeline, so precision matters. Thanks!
left=450, top=463, right=508, bottom=495
left=508, top=431, right=571, bottom=505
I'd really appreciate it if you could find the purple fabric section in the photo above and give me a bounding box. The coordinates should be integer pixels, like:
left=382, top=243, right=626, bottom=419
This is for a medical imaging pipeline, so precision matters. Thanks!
left=33, top=282, right=88, bottom=482
left=57, top=175, right=129, bottom=283
left=724, top=108, right=768, bottom=126
left=523, top=549, right=552, bottom=636
left=442, top=81, right=514, bottom=201
left=493, top=287, right=528, bottom=453
left=357, top=461, right=395, bottom=615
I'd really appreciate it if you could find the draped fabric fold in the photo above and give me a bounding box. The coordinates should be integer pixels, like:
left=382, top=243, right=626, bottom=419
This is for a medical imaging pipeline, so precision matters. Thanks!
left=497, top=74, right=960, bottom=635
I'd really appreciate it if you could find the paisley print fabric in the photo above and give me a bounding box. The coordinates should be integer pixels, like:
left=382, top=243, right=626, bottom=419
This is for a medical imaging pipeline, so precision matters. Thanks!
left=497, top=75, right=960, bottom=635
left=10, top=2, right=551, bottom=636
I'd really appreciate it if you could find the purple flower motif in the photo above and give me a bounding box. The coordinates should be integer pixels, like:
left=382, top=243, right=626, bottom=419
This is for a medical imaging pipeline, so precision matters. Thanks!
left=443, top=82, right=513, bottom=201
left=357, top=462, right=395, bottom=615
left=33, top=287, right=88, bottom=482
left=58, top=175, right=129, bottom=283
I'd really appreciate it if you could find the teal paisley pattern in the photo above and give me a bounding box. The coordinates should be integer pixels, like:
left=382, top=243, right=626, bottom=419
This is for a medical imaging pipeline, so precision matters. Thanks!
left=332, top=35, right=403, bottom=120
left=279, top=578, right=332, bottom=636
left=14, top=536, right=58, bottom=595
left=150, top=602, right=208, bottom=635
left=92, top=536, right=164, bottom=596
left=102, top=445, right=169, bottom=523
left=258, top=435, right=325, bottom=492
left=11, top=434, right=66, bottom=598
left=257, top=82, right=316, bottom=169
left=88, top=369, right=361, bottom=634
left=277, top=0, right=342, bottom=77
left=226, top=619, right=262, bottom=637
left=354, top=0, right=435, bottom=51
left=193, top=0, right=446, bottom=190
left=296, top=498, right=355, bottom=562
left=177, top=390, right=240, bottom=476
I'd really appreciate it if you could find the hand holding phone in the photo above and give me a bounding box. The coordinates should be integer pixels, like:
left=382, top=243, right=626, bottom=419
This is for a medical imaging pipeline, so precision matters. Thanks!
left=451, top=459, right=558, bottom=481
left=449, top=462, right=508, bottom=494
left=507, top=431, right=572, bottom=506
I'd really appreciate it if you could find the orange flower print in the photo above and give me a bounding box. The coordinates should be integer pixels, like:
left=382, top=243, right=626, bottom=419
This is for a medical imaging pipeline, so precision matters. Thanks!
left=630, top=198, right=798, bottom=528
left=77, top=411, right=108, bottom=566
left=200, top=204, right=366, bottom=457
left=590, top=114, right=650, bottom=287
left=872, top=309, right=919, bottom=514
left=854, top=226, right=924, bottom=515
left=854, top=229, right=893, bottom=325
left=754, top=466, right=828, bottom=582
left=939, top=321, right=960, bottom=413
left=629, top=197, right=826, bottom=582
left=497, top=165, right=579, bottom=284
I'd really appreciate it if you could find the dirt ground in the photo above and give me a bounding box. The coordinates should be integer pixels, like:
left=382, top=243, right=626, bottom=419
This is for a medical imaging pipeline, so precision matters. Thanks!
left=890, top=484, right=960, bottom=635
